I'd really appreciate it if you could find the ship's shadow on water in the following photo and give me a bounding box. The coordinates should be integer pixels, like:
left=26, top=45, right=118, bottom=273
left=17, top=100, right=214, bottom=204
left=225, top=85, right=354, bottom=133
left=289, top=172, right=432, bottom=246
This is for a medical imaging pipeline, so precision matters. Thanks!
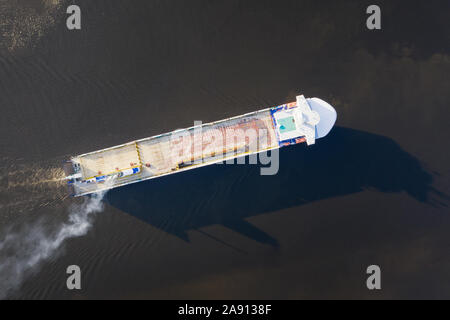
left=105, top=127, right=446, bottom=246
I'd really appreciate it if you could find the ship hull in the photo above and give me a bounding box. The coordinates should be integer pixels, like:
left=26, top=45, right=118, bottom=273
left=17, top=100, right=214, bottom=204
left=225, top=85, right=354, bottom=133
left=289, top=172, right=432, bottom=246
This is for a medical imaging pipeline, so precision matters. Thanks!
left=65, top=95, right=336, bottom=197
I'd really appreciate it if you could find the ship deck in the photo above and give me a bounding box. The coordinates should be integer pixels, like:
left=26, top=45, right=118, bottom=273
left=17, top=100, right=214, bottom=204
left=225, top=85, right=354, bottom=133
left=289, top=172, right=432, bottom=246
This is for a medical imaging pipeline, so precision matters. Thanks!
left=71, top=109, right=279, bottom=196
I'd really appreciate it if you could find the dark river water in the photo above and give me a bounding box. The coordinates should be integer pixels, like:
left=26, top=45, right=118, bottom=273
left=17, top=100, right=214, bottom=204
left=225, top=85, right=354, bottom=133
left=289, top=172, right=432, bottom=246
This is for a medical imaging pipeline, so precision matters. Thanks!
left=0, top=0, right=449, bottom=299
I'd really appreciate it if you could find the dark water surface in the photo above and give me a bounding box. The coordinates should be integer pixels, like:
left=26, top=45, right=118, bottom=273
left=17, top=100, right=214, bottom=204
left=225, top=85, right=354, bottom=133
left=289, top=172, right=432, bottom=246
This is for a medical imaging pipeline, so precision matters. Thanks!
left=0, top=0, right=449, bottom=299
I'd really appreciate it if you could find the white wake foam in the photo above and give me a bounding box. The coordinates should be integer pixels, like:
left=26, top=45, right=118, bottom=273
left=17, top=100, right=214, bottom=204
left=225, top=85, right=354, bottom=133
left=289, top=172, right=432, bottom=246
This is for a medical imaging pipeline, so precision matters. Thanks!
left=0, top=181, right=112, bottom=299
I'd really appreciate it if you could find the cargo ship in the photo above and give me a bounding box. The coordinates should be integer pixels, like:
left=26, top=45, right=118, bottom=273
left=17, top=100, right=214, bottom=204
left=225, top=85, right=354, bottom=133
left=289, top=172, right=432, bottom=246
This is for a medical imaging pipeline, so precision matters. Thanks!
left=63, top=95, right=337, bottom=197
